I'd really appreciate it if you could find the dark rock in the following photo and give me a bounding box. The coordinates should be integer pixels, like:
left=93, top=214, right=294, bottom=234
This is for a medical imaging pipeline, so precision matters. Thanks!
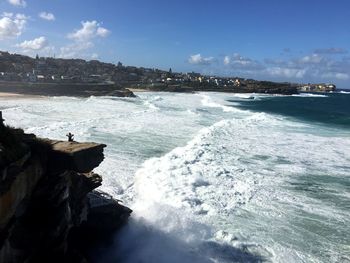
left=85, top=190, right=132, bottom=231
left=0, top=127, right=131, bottom=262
left=46, top=140, right=106, bottom=174
left=68, top=190, right=132, bottom=260
left=105, top=88, right=136, bottom=97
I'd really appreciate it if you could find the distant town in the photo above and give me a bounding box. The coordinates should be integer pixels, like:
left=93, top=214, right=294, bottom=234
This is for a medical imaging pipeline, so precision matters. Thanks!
left=0, top=51, right=336, bottom=96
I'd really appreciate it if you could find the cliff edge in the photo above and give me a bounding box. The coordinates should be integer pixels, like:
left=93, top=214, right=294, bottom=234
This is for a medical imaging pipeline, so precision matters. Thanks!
left=0, top=125, right=131, bottom=262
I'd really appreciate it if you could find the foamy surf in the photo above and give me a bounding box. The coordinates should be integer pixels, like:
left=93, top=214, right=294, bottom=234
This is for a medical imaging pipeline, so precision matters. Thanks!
left=1, top=91, right=349, bottom=263
left=292, top=93, right=328, bottom=97
left=127, top=106, right=350, bottom=262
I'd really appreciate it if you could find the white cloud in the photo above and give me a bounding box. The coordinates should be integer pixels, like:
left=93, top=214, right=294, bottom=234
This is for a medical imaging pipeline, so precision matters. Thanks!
left=300, top=54, right=323, bottom=64
left=265, top=67, right=306, bottom=79
left=91, top=53, right=99, bottom=59
left=223, top=56, right=230, bottom=65
left=196, top=50, right=350, bottom=85
left=335, top=73, right=349, bottom=80
left=186, top=48, right=350, bottom=87
left=96, top=27, right=109, bottom=37
left=224, top=53, right=263, bottom=70
left=188, top=54, right=214, bottom=65
left=314, top=48, right=347, bottom=55
left=39, top=12, right=55, bottom=21
left=0, top=12, right=28, bottom=39
left=7, top=0, right=26, bottom=7
left=322, top=72, right=349, bottom=80
left=67, top=20, right=110, bottom=42
left=17, top=36, right=48, bottom=51
left=61, top=20, right=110, bottom=58
left=59, top=42, right=94, bottom=58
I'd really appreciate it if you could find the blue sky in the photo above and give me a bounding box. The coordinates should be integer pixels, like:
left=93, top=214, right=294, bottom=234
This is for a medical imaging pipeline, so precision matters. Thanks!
left=1, top=0, right=350, bottom=88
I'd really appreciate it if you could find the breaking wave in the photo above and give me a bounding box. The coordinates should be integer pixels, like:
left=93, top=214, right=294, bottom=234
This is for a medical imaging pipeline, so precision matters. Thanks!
left=2, top=91, right=350, bottom=263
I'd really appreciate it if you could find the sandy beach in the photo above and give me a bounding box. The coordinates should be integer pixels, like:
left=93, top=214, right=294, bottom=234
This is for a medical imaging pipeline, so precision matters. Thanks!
left=128, top=88, right=150, bottom=92
left=0, top=92, right=42, bottom=100
left=0, top=92, right=43, bottom=99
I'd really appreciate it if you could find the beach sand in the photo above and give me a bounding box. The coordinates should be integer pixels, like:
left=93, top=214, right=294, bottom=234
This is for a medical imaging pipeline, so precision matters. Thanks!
left=128, top=88, right=150, bottom=92
left=0, top=92, right=43, bottom=99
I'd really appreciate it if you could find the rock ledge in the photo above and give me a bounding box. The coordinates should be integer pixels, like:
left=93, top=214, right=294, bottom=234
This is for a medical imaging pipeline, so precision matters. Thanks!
left=0, top=127, right=131, bottom=263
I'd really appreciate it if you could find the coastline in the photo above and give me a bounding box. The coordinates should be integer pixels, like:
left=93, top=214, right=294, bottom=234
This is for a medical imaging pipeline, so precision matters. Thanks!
left=0, top=81, right=136, bottom=98
left=0, top=80, right=339, bottom=98
left=128, top=88, right=151, bottom=92
left=0, top=92, right=44, bottom=99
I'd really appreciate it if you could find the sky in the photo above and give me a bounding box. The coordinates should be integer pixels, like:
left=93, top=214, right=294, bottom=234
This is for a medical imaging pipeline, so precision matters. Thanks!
left=1, top=0, right=350, bottom=88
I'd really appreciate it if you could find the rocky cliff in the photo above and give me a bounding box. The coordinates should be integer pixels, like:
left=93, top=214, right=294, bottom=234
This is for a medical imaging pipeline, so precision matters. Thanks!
left=0, top=125, right=131, bottom=262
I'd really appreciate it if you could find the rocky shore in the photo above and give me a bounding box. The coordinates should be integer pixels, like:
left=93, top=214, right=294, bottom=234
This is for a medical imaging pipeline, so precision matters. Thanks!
left=0, top=125, right=132, bottom=262
left=127, top=81, right=299, bottom=95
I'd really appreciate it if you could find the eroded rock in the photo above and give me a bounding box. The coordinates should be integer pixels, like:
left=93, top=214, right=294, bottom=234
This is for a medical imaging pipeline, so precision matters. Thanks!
left=46, top=140, right=106, bottom=174
left=0, top=128, right=131, bottom=263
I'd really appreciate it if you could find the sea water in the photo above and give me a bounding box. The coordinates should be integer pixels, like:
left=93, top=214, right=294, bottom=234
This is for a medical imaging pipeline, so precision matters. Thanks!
left=1, top=92, right=349, bottom=263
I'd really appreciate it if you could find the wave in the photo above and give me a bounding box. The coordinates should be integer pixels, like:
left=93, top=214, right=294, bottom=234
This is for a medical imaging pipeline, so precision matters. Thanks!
left=132, top=113, right=285, bottom=224
left=133, top=119, right=256, bottom=212
left=292, top=93, right=328, bottom=97
left=126, top=107, right=350, bottom=262
left=200, top=94, right=237, bottom=112
left=231, top=93, right=257, bottom=99
left=143, top=100, right=160, bottom=110
left=339, top=90, right=350, bottom=94
left=5, top=91, right=350, bottom=262
left=115, top=115, right=280, bottom=262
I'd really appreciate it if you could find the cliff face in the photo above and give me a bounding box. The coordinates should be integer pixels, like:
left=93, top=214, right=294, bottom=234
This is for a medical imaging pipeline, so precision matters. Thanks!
left=0, top=126, right=131, bottom=263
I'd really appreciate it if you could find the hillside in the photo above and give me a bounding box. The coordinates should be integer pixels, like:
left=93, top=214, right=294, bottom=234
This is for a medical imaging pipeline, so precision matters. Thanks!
left=0, top=51, right=335, bottom=95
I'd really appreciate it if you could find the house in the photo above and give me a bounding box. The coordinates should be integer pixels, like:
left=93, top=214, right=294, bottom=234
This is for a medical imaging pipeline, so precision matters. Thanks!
left=36, top=75, right=46, bottom=82
left=234, top=79, right=241, bottom=86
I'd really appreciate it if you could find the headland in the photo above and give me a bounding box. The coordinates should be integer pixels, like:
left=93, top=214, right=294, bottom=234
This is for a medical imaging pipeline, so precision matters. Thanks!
left=0, top=51, right=337, bottom=97
left=0, top=124, right=132, bottom=262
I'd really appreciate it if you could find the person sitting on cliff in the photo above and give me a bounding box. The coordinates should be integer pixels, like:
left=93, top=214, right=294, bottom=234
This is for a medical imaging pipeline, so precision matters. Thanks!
left=66, top=132, right=74, bottom=142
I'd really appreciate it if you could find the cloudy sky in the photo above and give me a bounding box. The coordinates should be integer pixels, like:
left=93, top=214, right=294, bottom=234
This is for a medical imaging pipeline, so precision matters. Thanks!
left=1, top=0, right=350, bottom=88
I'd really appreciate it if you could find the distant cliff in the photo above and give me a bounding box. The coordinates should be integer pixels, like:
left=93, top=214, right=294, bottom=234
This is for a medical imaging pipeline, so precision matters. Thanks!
left=129, top=81, right=299, bottom=95
left=0, top=125, right=131, bottom=262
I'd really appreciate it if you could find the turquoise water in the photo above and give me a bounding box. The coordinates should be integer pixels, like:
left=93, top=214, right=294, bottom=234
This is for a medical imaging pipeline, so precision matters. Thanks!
left=1, top=92, right=349, bottom=262
left=230, top=93, right=350, bottom=129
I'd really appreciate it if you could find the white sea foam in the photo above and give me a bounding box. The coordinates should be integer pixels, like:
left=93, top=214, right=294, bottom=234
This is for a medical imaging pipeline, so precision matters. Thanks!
left=1, top=92, right=349, bottom=263
left=126, top=106, right=350, bottom=262
left=143, top=100, right=160, bottom=110
left=200, top=94, right=236, bottom=112
left=230, top=93, right=256, bottom=99
left=292, top=93, right=328, bottom=97
left=229, top=93, right=272, bottom=100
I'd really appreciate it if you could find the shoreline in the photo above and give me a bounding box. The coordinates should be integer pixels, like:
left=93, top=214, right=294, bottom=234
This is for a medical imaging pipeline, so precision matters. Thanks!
left=128, top=88, right=151, bottom=92
left=0, top=81, right=299, bottom=96
left=0, top=92, right=44, bottom=99
left=0, top=82, right=136, bottom=98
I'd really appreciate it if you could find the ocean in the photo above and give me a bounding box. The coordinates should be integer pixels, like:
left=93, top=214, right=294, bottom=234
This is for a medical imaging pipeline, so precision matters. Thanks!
left=1, top=91, right=349, bottom=263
